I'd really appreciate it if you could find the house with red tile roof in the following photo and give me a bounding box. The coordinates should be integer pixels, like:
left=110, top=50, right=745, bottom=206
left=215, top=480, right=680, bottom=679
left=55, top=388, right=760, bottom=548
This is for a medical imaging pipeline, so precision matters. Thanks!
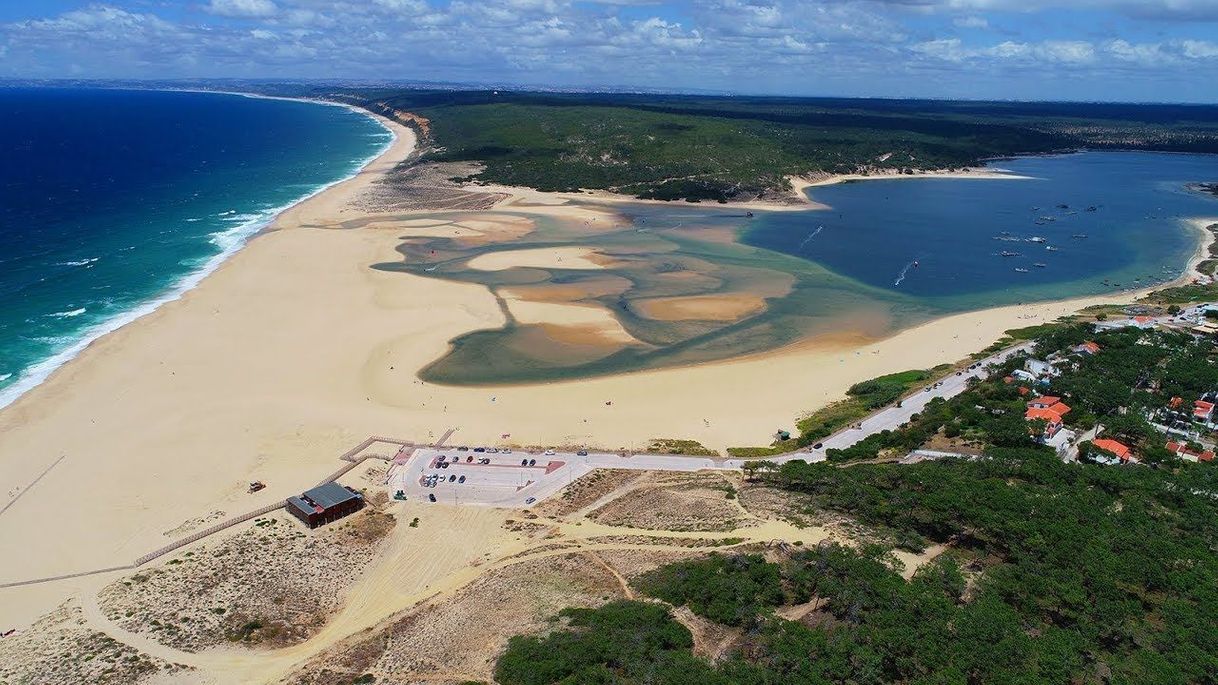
left=1026, top=407, right=1066, bottom=438
left=1073, top=341, right=1102, bottom=355
left=1194, top=400, right=1215, bottom=422
left=1027, top=396, right=1061, bottom=410
left=1092, top=438, right=1132, bottom=461
left=1169, top=396, right=1183, bottom=410
left=1165, top=441, right=1215, bottom=463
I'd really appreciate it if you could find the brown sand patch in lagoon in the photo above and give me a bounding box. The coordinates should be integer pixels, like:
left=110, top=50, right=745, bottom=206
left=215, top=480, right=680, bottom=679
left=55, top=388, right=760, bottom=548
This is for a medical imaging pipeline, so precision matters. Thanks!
left=633, top=293, right=769, bottom=322
left=505, top=298, right=640, bottom=346
left=467, top=246, right=610, bottom=271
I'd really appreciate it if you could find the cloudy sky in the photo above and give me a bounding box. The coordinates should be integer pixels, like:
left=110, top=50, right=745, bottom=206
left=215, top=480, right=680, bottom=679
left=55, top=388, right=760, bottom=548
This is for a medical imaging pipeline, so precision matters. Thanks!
left=2, top=0, right=1217, bottom=102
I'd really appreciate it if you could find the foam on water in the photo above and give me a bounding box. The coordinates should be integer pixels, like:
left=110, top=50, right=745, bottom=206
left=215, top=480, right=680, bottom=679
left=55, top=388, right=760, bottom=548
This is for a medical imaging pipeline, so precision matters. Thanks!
left=57, top=257, right=99, bottom=267
left=0, top=94, right=396, bottom=411
left=47, top=307, right=87, bottom=318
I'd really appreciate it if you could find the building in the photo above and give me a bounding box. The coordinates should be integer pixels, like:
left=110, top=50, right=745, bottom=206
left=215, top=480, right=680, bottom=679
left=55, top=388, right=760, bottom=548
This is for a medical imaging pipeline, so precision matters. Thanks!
left=1092, top=438, right=1132, bottom=462
left=1025, top=397, right=1071, bottom=440
left=1194, top=400, right=1215, bottom=423
left=1026, top=407, right=1066, bottom=439
left=1165, top=441, right=1215, bottom=463
left=1012, top=369, right=1036, bottom=383
left=1072, top=341, right=1102, bottom=355
left=286, top=482, right=365, bottom=529
left=1025, top=358, right=1059, bottom=378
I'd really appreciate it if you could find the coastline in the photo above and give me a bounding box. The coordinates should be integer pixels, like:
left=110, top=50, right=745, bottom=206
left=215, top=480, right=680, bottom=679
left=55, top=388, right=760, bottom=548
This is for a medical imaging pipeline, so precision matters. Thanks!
left=0, top=91, right=398, bottom=412
left=0, top=110, right=1213, bottom=632
left=470, top=165, right=1031, bottom=215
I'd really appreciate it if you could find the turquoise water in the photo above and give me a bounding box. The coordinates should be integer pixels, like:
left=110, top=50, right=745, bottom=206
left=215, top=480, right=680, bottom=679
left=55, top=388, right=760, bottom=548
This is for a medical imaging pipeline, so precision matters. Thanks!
left=393, top=151, right=1217, bottom=385
left=0, top=88, right=391, bottom=407
left=745, top=152, right=1218, bottom=310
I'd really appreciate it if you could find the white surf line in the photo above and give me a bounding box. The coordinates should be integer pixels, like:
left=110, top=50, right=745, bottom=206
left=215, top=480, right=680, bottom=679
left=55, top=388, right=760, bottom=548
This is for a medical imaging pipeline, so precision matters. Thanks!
left=0, top=91, right=399, bottom=412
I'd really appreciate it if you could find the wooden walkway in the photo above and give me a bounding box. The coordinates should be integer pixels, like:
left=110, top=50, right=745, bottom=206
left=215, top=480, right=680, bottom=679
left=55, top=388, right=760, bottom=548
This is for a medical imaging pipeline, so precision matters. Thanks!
left=0, top=433, right=453, bottom=590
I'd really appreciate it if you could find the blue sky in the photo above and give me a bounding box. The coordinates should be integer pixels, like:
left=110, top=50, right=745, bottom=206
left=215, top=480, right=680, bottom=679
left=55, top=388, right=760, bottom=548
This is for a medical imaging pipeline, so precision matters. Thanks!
left=2, top=1, right=1217, bottom=102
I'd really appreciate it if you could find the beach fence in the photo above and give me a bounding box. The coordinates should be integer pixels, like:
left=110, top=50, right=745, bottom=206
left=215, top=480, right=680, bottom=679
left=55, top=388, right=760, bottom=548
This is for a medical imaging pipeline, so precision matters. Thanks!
left=133, top=501, right=287, bottom=567
left=1, top=434, right=445, bottom=588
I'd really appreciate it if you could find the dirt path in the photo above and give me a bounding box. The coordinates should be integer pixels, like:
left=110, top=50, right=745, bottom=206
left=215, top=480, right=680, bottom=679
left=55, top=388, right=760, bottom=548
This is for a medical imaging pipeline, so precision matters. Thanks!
left=70, top=476, right=836, bottom=684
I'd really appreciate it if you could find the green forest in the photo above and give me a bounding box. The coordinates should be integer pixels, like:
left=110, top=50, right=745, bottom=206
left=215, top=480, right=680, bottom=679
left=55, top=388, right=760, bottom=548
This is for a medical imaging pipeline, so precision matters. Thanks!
left=490, top=323, right=1218, bottom=684
left=292, top=88, right=1218, bottom=202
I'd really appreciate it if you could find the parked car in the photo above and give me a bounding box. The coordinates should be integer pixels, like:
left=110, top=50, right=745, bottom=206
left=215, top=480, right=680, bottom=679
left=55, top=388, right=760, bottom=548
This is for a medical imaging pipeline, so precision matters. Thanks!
left=428, top=493, right=436, bottom=502
left=521, top=458, right=529, bottom=466
left=577, top=450, right=588, bottom=456
left=543, top=449, right=556, bottom=456
left=528, top=459, right=536, bottom=466
left=480, top=457, right=491, bottom=464
left=813, top=442, right=824, bottom=449
left=456, top=446, right=468, bottom=451
left=440, top=461, right=449, bottom=469
left=449, top=474, right=456, bottom=482
left=487, top=448, right=499, bottom=453
left=502, top=448, right=512, bottom=454
left=466, top=455, right=473, bottom=462
left=474, top=447, right=486, bottom=453
left=458, top=475, right=466, bottom=483
left=525, top=497, right=536, bottom=505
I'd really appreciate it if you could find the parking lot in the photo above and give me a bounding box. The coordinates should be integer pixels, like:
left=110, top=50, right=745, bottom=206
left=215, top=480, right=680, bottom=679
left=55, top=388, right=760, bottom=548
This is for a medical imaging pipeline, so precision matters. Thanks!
left=387, top=445, right=721, bottom=508
left=385, top=343, right=1023, bottom=509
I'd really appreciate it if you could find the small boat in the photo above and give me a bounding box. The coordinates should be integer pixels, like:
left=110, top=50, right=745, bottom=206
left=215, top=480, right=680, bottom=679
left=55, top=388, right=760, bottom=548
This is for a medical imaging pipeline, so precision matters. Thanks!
left=1027, top=236, right=1046, bottom=243
left=912, top=260, right=920, bottom=267
left=1072, top=234, right=1088, bottom=239
left=1057, top=203, right=1069, bottom=209
left=1086, top=206, right=1098, bottom=212
left=1046, top=246, right=1060, bottom=251
left=745, top=211, right=754, bottom=218
left=1037, top=216, right=1057, bottom=222
left=1000, top=251, right=1019, bottom=257
left=1034, top=263, right=1047, bottom=268
left=1015, top=268, right=1030, bottom=273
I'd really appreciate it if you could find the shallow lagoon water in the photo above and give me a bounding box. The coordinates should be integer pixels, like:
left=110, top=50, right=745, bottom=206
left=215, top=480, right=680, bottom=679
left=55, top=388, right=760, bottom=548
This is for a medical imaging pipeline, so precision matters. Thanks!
left=396, top=152, right=1217, bottom=385
left=748, top=152, right=1218, bottom=308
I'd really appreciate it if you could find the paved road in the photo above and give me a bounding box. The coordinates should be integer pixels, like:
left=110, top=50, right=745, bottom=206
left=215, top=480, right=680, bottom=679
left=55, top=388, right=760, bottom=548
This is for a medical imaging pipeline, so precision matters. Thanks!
left=389, top=342, right=1032, bottom=509
left=723, top=341, right=1033, bottom=468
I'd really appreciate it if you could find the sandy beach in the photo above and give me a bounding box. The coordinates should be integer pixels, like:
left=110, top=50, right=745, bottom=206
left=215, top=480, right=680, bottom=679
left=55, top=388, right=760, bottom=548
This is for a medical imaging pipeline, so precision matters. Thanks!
left=0, top=104, right=1212, bottom=634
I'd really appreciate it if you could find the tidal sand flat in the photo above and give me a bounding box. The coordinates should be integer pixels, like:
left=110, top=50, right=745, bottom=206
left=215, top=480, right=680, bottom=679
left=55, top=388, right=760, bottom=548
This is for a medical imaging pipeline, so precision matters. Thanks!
left=373, top=152, right=1216, bottom=385
left=0, top=93, right=1213, bottom=641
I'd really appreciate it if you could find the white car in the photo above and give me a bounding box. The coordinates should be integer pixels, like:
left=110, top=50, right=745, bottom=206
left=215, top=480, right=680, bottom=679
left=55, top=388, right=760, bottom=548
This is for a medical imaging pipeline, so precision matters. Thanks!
left=543, top=449, right=556, bottom=456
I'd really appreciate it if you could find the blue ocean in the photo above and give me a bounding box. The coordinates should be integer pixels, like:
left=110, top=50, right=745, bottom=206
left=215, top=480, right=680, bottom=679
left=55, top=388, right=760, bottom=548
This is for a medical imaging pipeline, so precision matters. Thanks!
left=0, top=88, right=391, bottom=407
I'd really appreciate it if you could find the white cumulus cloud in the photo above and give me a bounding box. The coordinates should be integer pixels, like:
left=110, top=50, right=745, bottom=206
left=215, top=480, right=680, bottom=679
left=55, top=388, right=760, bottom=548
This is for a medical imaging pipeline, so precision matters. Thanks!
left=206, top=0, right=278, bottom=18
